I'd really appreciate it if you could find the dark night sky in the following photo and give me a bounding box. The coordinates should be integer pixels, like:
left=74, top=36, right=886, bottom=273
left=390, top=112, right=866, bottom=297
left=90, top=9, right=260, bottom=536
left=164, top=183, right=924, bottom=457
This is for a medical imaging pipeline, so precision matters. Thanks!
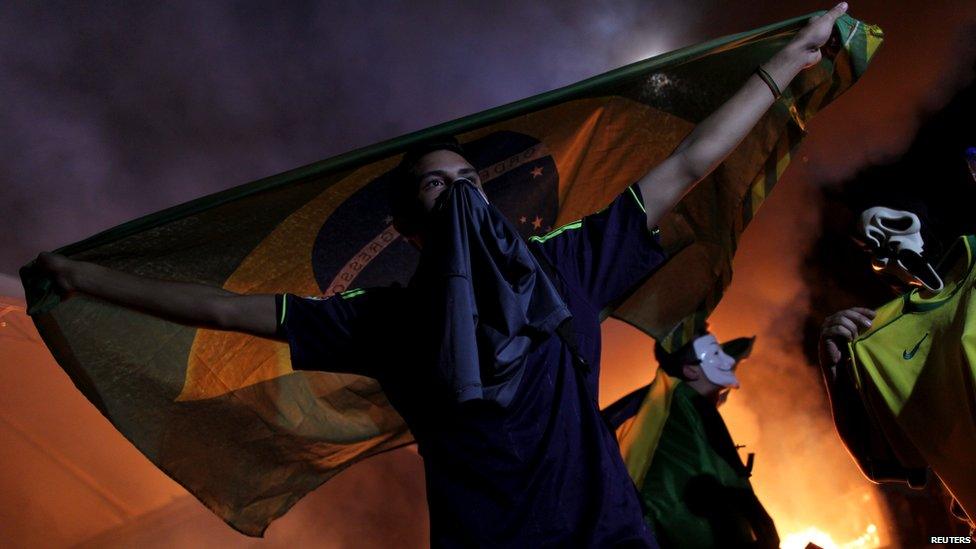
left=2, top=1, right=976, bottom=547
left=2, top=0, right=970, bottom=278
left=0, top=0, right=699, bottom=276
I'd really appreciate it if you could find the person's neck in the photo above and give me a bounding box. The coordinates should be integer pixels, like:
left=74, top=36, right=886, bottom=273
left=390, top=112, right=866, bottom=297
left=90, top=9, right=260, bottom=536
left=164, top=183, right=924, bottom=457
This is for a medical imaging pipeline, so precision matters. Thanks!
left=685, top=378, right=721, bottom=405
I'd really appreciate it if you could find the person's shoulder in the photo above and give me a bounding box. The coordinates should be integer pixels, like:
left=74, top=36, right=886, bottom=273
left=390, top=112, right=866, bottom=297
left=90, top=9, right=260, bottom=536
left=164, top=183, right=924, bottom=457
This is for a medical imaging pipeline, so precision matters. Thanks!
left=527, top=218, right=585, bottom=247
left=524, top=185, right=646, bottom=246
left=668, top=384, right=704, bottom=422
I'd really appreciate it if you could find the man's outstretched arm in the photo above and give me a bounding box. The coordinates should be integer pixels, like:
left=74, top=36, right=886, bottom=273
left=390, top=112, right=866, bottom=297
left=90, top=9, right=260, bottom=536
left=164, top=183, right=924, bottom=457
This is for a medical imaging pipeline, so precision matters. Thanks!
left=36, top=252, right=279, bottom=338
left=637, top=2, right=848, bottom=230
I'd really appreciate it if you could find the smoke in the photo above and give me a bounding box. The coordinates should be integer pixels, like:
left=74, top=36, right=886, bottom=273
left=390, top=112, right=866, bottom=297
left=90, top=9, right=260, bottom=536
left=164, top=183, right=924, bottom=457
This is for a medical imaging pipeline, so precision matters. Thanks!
left=0, top=3, right=701, bottom=545
left=0, top=0, right=697, bottom=274
left=0, top=274, right=23, bottom=299
left=796, top=9, right=976, bottom=188
left=4, top=0, right=976, bottom=546
left=599, top=6, right=976, bottom=546
left=601, top=173, right=894, bottom=547
left=712, top=177, right=892, bottom=545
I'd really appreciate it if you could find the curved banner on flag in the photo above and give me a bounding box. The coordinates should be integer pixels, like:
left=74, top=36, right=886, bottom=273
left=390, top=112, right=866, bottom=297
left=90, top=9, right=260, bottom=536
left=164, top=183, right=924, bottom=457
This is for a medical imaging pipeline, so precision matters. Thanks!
left=22, top=13, right=882, bottom=536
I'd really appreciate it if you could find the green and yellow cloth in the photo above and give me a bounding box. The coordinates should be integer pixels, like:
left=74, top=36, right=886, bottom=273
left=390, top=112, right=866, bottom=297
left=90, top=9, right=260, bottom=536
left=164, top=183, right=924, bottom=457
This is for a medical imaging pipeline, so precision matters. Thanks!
left=611, top=375, right=777, bottom=548
left=847, top=235, right=976, bottom=521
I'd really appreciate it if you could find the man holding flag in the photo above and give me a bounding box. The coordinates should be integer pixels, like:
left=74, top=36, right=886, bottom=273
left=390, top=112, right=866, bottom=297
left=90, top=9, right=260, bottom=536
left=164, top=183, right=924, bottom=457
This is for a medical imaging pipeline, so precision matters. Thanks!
left=33, top=4, right=849, bottom=547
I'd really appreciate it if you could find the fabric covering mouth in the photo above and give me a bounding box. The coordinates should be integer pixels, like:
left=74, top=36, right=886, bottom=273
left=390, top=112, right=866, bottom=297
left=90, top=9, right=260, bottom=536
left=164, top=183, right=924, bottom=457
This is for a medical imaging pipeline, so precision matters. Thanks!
left=412, top=179, right=572, bottom=407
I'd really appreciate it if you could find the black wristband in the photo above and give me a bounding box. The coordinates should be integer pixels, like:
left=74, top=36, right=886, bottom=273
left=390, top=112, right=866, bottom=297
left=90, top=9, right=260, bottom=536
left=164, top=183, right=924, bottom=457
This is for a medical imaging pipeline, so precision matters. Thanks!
left=755, top=66, right=782, bottom=99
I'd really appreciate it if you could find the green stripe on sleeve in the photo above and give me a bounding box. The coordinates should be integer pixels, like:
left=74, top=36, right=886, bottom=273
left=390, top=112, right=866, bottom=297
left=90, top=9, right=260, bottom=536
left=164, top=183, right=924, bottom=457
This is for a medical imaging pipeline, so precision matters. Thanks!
left=279, top=294, right=288, bottom=326
left=340, top=288, right=366, bottom=299
left=528, top=220, right=583, bottom=244
left=627, top=186, right=647, bottom=213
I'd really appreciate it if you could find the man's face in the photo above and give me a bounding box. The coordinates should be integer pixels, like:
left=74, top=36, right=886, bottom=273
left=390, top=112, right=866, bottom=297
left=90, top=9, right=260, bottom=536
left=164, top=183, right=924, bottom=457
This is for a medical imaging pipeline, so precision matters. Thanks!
left=411, top=149, right=486, bottom=214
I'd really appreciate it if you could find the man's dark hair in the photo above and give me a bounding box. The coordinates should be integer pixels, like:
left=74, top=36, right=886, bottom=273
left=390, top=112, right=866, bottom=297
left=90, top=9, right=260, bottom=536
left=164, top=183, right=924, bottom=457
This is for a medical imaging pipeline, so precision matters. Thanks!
left=388, top=136, right=469, bottom=236
left=654, top=335, right=703, bottom=380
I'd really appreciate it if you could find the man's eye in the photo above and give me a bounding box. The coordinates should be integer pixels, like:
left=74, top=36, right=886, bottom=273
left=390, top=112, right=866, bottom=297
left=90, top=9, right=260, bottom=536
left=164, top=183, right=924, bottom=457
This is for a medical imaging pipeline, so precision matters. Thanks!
left=424, top=179, right=443, bottom=189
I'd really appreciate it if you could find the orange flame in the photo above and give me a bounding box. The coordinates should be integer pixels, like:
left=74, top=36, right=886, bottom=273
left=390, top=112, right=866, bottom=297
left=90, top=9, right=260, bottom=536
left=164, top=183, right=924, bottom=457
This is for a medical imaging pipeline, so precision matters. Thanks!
left=781, top=523, right=880, bottom=549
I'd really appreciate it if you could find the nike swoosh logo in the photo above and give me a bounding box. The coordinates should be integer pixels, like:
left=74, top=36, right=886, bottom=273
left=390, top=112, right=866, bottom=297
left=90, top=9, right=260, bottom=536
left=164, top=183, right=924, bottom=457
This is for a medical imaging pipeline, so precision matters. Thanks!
left=903, top=333, right=929, bottom=359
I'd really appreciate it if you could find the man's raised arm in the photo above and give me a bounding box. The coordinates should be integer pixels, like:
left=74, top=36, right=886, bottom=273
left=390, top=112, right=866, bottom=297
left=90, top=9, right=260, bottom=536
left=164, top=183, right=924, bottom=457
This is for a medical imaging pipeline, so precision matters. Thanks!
left=35, top=252, right=280, bottom=338
left=636, top=3, right=848, bottom=230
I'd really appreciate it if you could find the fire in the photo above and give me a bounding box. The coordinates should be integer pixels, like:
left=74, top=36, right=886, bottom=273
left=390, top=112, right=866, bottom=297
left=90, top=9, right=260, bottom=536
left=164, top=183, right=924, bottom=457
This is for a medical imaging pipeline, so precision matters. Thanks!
left=781, top=524, right=880, bottom=549
left=601, top=174, right=895, bottom=549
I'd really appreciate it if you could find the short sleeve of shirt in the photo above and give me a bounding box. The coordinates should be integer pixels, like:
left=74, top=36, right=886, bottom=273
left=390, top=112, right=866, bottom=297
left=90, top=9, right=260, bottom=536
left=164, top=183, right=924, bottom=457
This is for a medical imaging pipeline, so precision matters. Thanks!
left=532, top=184, right=667, bottom=310
left=276, top=288, right=395, bottom=378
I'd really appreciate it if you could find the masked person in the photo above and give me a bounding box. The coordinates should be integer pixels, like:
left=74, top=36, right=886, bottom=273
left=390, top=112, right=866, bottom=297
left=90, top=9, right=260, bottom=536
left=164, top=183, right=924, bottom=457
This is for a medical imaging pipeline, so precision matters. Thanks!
left=819, top=205, right=976, bottom=528
left=604, top=333, right=779, bottom=548
left=33, top=6, right=847, bottom=546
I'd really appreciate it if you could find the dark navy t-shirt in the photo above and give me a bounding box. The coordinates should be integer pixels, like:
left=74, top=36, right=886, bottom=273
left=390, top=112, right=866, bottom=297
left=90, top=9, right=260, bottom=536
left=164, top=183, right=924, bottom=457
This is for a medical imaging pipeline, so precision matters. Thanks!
left=279, top=185, right=666, bottom=548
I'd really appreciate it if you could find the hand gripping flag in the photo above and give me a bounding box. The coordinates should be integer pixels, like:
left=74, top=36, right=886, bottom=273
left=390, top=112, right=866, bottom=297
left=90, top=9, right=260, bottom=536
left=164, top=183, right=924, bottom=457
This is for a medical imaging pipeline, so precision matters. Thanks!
left=21, top=13, right=881, bottom=536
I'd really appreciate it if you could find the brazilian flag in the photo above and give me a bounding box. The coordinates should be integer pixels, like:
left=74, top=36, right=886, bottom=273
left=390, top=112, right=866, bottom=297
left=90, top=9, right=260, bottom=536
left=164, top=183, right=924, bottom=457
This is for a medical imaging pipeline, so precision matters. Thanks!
left=22, top=13, right=881, bottom=536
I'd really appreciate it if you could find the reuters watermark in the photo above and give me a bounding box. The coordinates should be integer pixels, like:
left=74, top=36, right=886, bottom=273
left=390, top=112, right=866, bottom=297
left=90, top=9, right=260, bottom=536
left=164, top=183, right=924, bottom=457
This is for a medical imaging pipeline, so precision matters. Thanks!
left=931, top=536, right=973, bottom=544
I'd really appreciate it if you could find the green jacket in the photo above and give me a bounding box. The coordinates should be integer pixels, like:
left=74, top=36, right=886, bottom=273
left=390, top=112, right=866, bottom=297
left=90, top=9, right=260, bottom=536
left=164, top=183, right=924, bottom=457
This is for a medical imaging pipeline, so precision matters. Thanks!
left=642, top=382, right=779, bottom=548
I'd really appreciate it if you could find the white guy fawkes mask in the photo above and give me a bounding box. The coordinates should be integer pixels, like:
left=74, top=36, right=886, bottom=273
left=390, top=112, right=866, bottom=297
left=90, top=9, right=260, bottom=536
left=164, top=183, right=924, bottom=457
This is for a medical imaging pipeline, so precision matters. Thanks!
left=692, top=334, right=739, bottom=389
left=858, top=206, right=943, bottom=292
